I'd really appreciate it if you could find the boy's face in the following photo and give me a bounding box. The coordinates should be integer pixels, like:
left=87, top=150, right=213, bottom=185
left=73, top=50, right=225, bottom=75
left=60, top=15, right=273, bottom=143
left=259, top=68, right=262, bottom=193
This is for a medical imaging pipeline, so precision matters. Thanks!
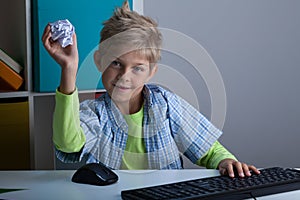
left=101, top=51, right=157, bottom=106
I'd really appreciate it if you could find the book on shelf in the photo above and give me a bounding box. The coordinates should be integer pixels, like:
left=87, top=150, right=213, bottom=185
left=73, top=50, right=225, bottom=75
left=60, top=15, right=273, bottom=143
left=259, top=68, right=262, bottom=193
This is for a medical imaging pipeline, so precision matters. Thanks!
left=0, top=48, right=23, bottom=74
left=0, top=60, right=24, bottom=91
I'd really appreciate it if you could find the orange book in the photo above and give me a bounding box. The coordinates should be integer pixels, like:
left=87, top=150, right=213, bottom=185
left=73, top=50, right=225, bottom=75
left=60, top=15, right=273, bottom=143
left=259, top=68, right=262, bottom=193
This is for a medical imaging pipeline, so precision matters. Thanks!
left=0, top=77, right=15, bottom=91
left=0, top=60, right=24, bottom=90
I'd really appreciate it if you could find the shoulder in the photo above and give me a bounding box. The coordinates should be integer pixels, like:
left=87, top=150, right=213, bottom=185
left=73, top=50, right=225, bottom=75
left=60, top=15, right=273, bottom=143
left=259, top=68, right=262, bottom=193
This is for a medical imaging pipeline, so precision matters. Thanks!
left=146, top=84, right=195, bottom=113
left=146, top=84, right=177, bottom=99
left=79, top=93, right=108, bottom=116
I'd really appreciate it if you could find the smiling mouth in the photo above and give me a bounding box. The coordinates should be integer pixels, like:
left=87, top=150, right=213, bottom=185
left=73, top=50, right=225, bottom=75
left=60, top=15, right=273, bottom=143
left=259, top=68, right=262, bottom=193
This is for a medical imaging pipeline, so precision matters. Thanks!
left=113, top=84, right=131, bottom=90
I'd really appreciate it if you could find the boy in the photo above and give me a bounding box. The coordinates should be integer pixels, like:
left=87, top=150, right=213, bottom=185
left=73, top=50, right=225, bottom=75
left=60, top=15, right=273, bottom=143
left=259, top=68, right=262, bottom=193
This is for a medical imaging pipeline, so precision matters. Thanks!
left=42, top=1, right=259, bottom=177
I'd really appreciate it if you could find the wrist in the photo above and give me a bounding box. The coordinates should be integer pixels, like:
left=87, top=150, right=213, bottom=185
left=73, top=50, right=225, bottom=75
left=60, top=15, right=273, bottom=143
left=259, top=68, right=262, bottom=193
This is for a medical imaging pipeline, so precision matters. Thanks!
left=218, top=158, right=236, bottom=169
left=59, top=67, right=77, bottom=94
left=62, top=62, right=78, bottom=73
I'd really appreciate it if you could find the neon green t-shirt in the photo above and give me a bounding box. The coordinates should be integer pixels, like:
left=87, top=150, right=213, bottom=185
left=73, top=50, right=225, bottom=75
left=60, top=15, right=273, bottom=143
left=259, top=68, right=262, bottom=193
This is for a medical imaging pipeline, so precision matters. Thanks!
left=121, top=106, right=148, bottom=169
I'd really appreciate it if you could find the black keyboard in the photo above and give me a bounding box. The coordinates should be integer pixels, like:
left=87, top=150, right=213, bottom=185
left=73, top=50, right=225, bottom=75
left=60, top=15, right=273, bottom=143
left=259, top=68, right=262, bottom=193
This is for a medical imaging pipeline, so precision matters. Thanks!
left=121, top=167, right=300, bottom=200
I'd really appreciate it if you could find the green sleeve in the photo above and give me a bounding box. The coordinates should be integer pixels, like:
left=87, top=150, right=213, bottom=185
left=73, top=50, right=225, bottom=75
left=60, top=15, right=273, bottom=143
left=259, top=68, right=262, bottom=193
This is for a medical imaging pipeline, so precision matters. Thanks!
left=196, top=141, right=237, bottom=169
left=52, top=88, right=86, bottom=153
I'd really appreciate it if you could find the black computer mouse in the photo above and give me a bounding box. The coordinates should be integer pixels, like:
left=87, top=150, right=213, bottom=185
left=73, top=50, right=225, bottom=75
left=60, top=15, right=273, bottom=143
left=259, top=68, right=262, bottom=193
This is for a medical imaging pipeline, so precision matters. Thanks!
left=71, top=162, right=118, bottom=186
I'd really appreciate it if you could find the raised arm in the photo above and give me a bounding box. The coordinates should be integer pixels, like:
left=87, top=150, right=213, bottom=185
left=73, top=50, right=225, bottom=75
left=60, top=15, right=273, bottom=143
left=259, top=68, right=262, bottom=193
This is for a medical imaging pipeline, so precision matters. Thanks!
left=41, top=24, right=78, bottom=94
left=41, top=24, right=85, bottom=154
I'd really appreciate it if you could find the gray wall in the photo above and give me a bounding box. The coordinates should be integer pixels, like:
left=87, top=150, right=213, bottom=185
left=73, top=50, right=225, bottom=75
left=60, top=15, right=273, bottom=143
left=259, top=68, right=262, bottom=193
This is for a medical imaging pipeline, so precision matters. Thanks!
left=144, top=0, right=300, bottom=168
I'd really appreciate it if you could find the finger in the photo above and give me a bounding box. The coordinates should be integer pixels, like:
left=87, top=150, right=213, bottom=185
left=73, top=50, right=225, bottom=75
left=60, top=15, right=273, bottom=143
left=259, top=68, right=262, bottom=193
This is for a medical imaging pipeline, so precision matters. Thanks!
left=219, top=168, right=227, bottom=176
left=226, top=164, right=235, bottom=178
left=234, top=162, right=245, bottom=177
left=242, top=163, right=251, bottom=176
left=42, top=24, right=51, bottom=43
left=72, top=32, right=77, bottom=46
left=248, top=164, right=261, bottom=175
left=42, top=25, right=53, bottom=50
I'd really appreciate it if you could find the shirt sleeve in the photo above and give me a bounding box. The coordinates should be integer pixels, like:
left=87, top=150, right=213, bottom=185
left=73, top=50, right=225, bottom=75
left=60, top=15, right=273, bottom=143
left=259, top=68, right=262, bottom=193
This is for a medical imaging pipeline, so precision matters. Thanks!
left=53, top=88, right=86, bottom=153
left=196, top=141, right=237, bottom=169
left=166, top=89, right=223, bottom=164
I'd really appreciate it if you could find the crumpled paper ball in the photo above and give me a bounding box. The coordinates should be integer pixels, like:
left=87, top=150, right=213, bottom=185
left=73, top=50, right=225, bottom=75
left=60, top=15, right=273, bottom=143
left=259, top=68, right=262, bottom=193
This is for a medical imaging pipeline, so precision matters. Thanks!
left=50, top=19, right=75, bottom=48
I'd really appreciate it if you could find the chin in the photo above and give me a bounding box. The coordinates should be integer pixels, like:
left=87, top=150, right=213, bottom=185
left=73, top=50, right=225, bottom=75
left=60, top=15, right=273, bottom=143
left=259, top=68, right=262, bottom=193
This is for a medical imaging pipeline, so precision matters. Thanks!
left=110, top=94, right=131, bottom=104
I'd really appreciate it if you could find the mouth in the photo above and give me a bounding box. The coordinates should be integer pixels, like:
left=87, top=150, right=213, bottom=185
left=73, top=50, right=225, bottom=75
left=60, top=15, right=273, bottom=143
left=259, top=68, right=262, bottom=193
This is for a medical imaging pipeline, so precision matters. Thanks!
left=113, top=83, right=131, bottom=91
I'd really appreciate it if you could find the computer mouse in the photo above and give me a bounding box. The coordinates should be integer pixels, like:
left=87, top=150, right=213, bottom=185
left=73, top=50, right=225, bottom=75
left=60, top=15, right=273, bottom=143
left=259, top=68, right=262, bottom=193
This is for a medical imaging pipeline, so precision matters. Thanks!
left=71, top=162, right=118, bottom=186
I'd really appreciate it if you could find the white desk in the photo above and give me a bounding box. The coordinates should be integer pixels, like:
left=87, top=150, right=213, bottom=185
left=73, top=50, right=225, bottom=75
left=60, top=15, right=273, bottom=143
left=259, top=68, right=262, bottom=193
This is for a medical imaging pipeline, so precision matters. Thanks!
left=0, top=169, right=300, bottom=200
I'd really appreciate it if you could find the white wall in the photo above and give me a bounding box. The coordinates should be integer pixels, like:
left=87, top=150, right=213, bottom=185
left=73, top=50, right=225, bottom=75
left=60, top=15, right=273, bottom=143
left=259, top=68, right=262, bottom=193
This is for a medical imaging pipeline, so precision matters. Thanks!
left=144, top=0, right=300, bottom=168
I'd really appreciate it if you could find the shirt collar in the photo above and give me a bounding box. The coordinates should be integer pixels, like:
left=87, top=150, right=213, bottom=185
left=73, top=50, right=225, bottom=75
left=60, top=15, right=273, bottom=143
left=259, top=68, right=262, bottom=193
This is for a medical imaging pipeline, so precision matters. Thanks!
left=103, top=93, right=128, bottom=131
left=143, top=84, right=154, bottom=107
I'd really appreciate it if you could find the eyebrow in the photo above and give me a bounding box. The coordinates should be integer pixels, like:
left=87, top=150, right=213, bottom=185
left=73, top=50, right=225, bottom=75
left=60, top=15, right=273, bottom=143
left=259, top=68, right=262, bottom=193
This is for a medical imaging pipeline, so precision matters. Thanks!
left=115, top=57, right=149, bottom=67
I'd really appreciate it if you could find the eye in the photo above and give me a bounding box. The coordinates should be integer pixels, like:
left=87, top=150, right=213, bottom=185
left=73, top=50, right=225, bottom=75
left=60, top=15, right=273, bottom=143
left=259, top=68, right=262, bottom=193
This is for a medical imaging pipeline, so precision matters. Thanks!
left=133, top=65, right=145, bottom=72
left=110, top=60, right=122, bottom=68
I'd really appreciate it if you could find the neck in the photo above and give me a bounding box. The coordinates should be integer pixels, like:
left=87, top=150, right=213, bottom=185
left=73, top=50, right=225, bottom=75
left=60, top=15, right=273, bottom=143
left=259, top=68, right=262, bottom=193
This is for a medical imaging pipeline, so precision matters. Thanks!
left=115, top=95, right=144, bottom=115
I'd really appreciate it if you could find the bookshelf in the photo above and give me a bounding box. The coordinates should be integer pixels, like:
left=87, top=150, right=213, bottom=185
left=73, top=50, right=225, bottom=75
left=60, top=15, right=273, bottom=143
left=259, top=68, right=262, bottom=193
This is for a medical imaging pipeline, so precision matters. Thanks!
left=0, top=0, right=32, bottom=169
left=0, top=0, right=140, bottom=170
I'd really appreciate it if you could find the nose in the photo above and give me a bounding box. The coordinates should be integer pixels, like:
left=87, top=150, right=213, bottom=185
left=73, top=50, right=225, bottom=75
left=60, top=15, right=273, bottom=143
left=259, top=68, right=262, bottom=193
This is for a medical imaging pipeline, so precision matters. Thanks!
left=117, top=67, right=131, bottom=81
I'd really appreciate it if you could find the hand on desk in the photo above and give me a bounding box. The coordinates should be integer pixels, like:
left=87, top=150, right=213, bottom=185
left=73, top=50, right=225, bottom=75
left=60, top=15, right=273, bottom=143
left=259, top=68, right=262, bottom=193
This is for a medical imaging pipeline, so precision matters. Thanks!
left=218, top=158, right=260, bottom=178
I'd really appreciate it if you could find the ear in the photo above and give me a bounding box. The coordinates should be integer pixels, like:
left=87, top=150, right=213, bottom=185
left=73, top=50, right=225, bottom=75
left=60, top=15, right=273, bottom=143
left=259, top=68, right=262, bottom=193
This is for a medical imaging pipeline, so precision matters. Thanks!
left=94, top=50, right=105, bottom=72
left=146, top=64, right=158, bottom=82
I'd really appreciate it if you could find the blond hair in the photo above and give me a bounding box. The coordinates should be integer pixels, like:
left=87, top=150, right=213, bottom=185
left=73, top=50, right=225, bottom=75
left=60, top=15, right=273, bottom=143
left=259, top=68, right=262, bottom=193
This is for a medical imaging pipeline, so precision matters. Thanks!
left=99, top=1, right=162, bottom=64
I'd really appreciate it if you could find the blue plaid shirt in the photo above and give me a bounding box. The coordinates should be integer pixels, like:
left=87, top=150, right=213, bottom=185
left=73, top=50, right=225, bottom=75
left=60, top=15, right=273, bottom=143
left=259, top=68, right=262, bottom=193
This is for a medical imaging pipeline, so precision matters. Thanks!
left=56, top=84, right=222, bottom=169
